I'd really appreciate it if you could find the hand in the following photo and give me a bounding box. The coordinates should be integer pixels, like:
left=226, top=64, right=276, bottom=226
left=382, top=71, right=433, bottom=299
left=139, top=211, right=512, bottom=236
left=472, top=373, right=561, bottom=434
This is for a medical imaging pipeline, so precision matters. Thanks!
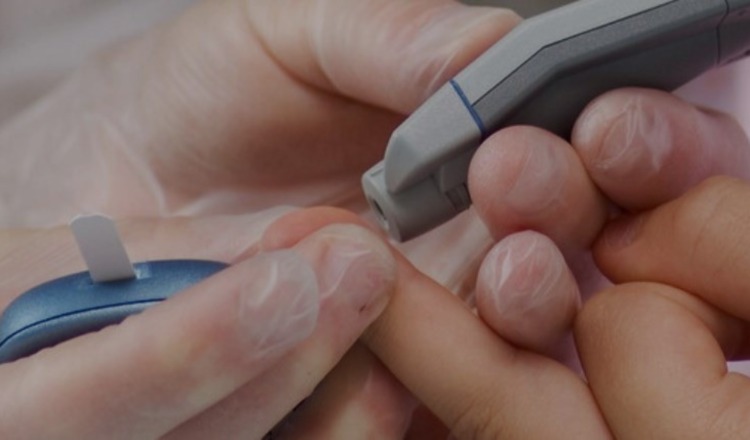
left=577, top=176, right=750, bottom=439
left=363, top=73, right=750, bottom=436
left=0, top=1, right=521, bottom=436
left=0, top=0, right=519, bottom=226
left=0, top=211, right=396, bottom=439
left=468, top=83, right=750, bottom=359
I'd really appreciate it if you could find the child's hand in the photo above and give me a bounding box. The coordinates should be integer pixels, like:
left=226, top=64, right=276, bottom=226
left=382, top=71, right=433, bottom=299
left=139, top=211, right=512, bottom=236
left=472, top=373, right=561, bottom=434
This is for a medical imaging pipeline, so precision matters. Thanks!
left=578, top=176, right=750, bottom=439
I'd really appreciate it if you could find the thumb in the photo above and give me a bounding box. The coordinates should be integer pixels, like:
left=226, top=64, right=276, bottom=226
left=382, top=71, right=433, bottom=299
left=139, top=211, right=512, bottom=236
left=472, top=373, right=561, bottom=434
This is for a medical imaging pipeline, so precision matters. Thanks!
left=246, top=0, right=520, bottom=113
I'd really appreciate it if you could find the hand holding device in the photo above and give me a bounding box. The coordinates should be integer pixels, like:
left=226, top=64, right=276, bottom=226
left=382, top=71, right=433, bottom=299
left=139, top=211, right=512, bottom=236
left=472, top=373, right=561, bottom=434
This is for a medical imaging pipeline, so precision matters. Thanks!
left=0, top=215, right=227, bottom=363
left=363, top=0, right=750, bottom=241
left=0, top=213, right=396, bottom=439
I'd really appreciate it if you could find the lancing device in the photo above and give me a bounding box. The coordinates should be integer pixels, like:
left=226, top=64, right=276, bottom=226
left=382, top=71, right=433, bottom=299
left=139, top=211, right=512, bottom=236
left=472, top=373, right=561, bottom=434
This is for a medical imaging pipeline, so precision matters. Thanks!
left=0, top=215, right=227, bottom=363
left=362, top=0, right=750, bottom=241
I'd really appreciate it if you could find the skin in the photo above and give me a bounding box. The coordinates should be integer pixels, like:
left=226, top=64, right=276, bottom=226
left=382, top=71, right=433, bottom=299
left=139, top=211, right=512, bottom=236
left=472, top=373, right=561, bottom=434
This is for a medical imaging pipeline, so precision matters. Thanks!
left=0, top=0, right=520, bottom=225
left=0, top=213, right=399, bottom=439
left=2, top=0, right=750, bottom=437
left=578, top=176, right=750, bottom=439
left=467, top=87, right=750, bottom=361
left=0, top=1, right=519, bottom=436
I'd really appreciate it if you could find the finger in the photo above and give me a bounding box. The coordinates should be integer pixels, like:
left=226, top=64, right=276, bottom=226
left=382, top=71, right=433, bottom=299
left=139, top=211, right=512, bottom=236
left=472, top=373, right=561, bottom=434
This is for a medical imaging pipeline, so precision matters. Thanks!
left=272, top=344, right=417, bottom=439
left=1, top=1, right=520, bottom=224
left=165, top=225, right=396, bottom=439
left=266, top=209, right=429, bottom=439
left=0, top=248, right=319, bottom=438
left=475, top=231, right=580, bottom=362
left=594, top=176, right=750, bottom=324
left=573, top=88, right=750, bottom=211
left=364, top=257, right=611, bottom=439
left=0, top=224, right=395, bottom=439
left=182, top=209, right=410, bottom=439
left=576, top=282, right=750, bottom=439
left=468, top=126, right=608, bottom=254
left=264, top=208, right=606, bottom=438
left=247, top=0, right=520, bottom=114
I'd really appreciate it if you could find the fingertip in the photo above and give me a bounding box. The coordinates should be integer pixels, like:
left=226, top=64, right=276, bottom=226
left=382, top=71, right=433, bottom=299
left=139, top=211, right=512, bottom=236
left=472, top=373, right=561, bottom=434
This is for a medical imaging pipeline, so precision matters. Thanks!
left=573, top=88, right=750, bottom=211
left=406, top=6, right=521, bottom=107
left=262, top=209, right=397, bottom=316
left=162, top=226, right=399, bottom=439
left=469, top=127, right=607, bottom=251
left=476, top=231, right=580, bottom=354
left=469, top=127, right=569, bottom=234
left=353, top=3, right=521, bottom=113
left=573, top=89, right=688, bottom=189
left=293, top=223, right=397, bottom=325
left=572, top=88, right=633, bottom=156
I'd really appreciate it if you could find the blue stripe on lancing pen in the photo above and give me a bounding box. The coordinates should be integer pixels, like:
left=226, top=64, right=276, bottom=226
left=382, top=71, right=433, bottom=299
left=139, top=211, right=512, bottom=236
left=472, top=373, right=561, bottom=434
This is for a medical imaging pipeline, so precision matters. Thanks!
left=450, top=79, right=488, bottom=139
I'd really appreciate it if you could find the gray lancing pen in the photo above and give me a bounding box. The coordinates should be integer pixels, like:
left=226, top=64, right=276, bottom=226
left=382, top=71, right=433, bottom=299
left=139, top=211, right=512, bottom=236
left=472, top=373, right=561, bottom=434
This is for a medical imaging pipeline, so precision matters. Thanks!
left=362, top=0, right=750, bottom=242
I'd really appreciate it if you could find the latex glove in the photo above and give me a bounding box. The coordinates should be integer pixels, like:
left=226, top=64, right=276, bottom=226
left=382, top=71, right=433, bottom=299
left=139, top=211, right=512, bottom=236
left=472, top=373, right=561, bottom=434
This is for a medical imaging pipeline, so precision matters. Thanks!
left=468, top=66, right=750, bottom=363
left=0, top=210, right=397, bottom=439
left=0, top=0, right=519, bottom=226
left=578, top=176, right=750, bottom=439
left=0, top=0, right=512, bottom=344
left=361, top=65, right=750, bottom=437
left=271, top=208, right=613, bottom=439
left=0, top=2, right=519, bottom=436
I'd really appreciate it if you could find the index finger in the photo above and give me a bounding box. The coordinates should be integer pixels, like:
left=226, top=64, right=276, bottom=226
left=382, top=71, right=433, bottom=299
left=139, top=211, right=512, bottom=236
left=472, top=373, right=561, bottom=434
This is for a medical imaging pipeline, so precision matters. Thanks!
left=363, top=256, right=611, bottom=439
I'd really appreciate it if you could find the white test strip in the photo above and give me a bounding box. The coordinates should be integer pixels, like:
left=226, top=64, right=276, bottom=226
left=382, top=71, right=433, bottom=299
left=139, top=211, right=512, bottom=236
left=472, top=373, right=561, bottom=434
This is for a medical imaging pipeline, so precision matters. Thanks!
left=70, top=214, right=136, bottom=283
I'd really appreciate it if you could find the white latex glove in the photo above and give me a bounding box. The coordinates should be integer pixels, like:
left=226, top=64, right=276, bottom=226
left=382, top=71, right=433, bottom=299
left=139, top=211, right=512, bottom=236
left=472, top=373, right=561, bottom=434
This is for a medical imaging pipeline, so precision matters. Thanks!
left=0, top=0, right=520, bottom=437
left=5, top=0, right=749, bottom=436
left=0, top=0, right=518, bottom=228
left=0, top=210, right=396, bottom=439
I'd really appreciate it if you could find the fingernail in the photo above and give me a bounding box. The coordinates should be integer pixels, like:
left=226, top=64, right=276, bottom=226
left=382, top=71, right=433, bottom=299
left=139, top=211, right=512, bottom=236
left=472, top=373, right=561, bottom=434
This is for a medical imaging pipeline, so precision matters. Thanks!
left=238, top=251, right=320, bottom=359
left=505, top=142, right=567, bottom=214
left=298, top=224, right=396, bottom=316
left=603, top=215, right=643, bottom=250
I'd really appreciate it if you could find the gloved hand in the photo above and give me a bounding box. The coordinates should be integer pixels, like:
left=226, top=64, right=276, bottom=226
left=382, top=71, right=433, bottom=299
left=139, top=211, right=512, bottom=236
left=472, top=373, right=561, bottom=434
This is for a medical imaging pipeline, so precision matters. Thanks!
left=0, top=0, right=519, bottom=227
left=0, top=210, right=396, bottom=439
left=0, top=1, right=522, bottom=436
left=361, top=65, right=750, bottom=437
